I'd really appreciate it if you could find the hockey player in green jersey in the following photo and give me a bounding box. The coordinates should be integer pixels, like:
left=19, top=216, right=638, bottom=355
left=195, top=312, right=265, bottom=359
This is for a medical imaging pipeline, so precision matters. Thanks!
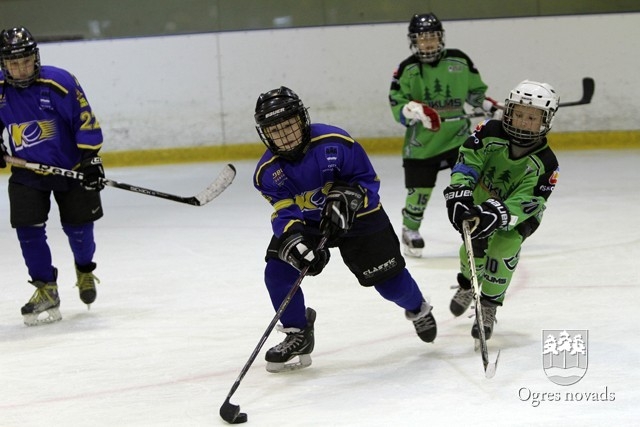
left=443, top=80, right=560, bottom=340
left=389, top=12, right=499, bottom=257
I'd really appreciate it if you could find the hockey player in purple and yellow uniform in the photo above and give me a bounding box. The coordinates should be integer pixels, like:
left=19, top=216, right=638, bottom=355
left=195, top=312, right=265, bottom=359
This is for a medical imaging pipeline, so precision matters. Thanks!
left=253, top=86, right=437, bottom=373
left=0, top=27, right=105, bottom=325
left=443, top=80, right=560, bottom=340
left=389, top=12, right=500, bottom=258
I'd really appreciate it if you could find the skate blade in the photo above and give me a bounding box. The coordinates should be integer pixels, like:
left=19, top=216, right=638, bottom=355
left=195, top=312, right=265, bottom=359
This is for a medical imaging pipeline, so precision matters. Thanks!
left=402, top=245, right=423, bottom=258
left=23, top=307, right=62, bottom=326
left=266, top=354, right=312, bottom=373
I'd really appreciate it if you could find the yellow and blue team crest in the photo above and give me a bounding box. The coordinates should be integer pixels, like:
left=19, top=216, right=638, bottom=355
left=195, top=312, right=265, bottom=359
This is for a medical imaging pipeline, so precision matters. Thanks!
left=542, top=329, right=588, bottom=386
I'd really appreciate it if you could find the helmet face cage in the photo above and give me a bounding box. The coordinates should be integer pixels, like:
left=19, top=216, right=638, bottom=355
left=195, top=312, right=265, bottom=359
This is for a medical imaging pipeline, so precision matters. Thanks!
left=407, top=13, right=445, bottom=63
left=0, top=27, right=41, bottom=88
left=502, top=81, right=559, bottom=147
left=254, top=87, right=311, bottom=161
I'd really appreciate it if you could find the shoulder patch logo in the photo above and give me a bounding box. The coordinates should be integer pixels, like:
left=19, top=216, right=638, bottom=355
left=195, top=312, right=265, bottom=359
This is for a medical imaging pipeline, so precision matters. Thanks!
left=324, top=146, right=338, bottom=163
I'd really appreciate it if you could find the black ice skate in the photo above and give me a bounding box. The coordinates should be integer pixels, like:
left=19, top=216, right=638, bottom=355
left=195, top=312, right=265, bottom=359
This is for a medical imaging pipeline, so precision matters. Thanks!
left=405, top=300, right=437, bottom=343
left=75, top=262, right=100, bottom=307
left=21, top=275, right=62, bottom=326
left=472, top=300, right=498, bottom=341
left=401, top=226, right=425, bottom=258
left=450, top=273, right=474, bottom=317
left=265, top=307, right=316, bottom=373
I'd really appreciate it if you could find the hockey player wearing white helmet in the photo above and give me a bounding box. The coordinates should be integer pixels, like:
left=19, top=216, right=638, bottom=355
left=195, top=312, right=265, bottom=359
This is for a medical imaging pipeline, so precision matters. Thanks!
left=443, top=80, right=560, bottom=340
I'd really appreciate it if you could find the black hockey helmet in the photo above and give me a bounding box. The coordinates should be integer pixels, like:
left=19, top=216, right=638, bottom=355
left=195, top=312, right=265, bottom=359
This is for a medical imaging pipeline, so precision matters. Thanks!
left=0, top=26, right=41, bottom=87
left=254, top=86, right=311, bottom=161
left=408, top=13, right=443, bottom=34
left=407, top=13, right=445, bottom=63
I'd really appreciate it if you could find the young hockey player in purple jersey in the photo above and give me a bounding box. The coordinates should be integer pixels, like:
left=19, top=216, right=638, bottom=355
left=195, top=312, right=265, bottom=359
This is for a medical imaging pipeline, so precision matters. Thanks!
left=443, top=80, right=560, bottom=340
left=252, top=86, right=437, bottom=373
left=0, top=27, right=105, bottom=326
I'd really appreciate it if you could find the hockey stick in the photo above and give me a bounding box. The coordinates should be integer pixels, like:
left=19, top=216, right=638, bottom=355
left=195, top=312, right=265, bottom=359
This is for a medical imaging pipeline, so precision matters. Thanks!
left=440, top=112, right=488, bottom=123
left=3, top=155, right=236, bottom=206
left=462, top=220, right=500, bottom=378
left=442, top=77, right=594, bottom=122
left=558, top=77, right=594, bottom=107
left=219, top=236, right=328, bottom=425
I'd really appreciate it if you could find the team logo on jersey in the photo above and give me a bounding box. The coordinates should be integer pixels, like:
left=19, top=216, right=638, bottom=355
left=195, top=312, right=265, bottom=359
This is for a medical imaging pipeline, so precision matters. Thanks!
left=294, top=188, right=326, bottom=212
left=324, top=146, right=338, bottom=163
left=423, top=79, right=463, bottom=113
left=549, top=168, right=559, bottom=185
left=9, top=120, right=57, bottom=150
left=542, top=329, right=588, bottom=386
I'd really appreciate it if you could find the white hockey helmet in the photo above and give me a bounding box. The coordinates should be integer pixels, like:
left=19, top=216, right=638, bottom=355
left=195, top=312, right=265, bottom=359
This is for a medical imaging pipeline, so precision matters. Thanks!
left=503, top=80, right=559, bottom=146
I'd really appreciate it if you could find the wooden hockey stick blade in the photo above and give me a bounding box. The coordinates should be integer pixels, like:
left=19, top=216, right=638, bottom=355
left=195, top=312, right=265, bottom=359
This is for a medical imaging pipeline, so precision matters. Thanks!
left=559, top=77, right=594, bottom=107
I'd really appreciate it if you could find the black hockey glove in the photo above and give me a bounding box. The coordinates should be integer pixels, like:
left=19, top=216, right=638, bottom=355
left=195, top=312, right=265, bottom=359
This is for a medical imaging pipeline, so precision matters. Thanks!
left=0, top=137, right=7, bottom=168
left=463, top=198, right=510, bottom=239
left=278, top=232, right=330, bottom=276
left=320, top=184, right=365, bottom=239
left=443, top=184, right=475, bottom=232
left=80, top=156, right=105, bottom=191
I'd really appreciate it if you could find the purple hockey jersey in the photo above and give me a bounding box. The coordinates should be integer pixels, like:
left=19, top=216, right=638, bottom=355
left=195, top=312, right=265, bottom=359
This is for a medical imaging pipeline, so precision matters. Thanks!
left=253, top=123, right=385, bottom=238
left=0, top=65, right=103, bottom=188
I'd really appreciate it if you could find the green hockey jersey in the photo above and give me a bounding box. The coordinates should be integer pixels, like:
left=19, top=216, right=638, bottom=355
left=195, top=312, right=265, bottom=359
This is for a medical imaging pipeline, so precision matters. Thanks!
left=389, top=49, right=488, bottom=159
left=450, top=120, right=559, bottom=232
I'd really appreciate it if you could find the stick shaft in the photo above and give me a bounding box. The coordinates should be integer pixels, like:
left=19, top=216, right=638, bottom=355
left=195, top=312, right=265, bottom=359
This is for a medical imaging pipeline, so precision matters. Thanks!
left=462, top=221, right=490, bottom=369
left=3, top=155, right=233, bottom=206
left=223, top=237, right=328, bottom=402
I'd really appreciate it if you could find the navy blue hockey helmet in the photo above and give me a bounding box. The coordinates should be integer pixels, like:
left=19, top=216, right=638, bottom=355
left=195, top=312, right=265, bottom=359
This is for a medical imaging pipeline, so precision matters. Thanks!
left=254, top=86, right=311, bottom=161
left=407, top=13, right=445, bottom=63
left=0, top=26, right=41, bottom=87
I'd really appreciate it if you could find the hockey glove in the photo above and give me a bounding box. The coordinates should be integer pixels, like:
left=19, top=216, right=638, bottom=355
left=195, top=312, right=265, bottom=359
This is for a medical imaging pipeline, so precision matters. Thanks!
left=401, top=101, right=441, bottom=131
left=0, top=138, right=7, bottom=168
left=320, top=184, right=365, bottom=239
left=474, top=97, right=503, bottom=120
left=443, top=184, right=475, bottom=232
left=278, top=232, right=330, bottom=276
left=462, top=198, right=510, bottom=239
left=80, top=156, right=105, bottom=191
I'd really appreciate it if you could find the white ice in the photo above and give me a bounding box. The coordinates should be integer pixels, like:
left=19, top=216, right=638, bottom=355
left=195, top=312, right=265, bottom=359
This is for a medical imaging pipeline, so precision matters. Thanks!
left=0, top=150, right=638, bottom=426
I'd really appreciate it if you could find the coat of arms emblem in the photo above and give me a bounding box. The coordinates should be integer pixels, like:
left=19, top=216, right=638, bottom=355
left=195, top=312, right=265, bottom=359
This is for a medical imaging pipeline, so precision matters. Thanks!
left=542, top=329, right=588, bottom=385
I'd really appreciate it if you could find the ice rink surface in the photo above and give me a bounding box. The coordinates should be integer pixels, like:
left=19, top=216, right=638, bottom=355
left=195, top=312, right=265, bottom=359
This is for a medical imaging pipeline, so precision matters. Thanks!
left=0, top=150, right=638, bottom=426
